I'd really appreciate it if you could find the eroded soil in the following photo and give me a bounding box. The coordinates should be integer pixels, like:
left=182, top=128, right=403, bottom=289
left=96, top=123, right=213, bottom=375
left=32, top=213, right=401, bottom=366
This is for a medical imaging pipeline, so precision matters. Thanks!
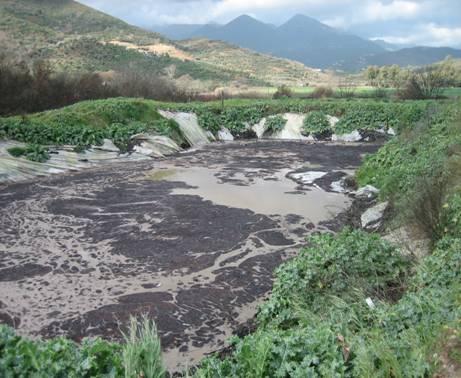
left=0, top=140, right=378, bottom=371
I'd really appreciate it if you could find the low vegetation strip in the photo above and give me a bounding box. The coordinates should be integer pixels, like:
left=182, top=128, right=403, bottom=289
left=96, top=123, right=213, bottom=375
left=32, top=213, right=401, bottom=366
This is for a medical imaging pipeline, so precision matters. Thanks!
left=0, top=98, right=431, bottom=150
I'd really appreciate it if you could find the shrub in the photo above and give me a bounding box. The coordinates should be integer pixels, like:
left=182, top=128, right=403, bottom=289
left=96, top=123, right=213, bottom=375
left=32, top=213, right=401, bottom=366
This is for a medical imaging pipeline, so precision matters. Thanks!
left=197, top=111, right=222, bottom=134
left=403, top=175, right=449, bottom=242
left=0, top=99, right=188, bottom=152
left=264, top=115, right=287, bottom=134
left=302, top=111, right=332, bottom=138
left=258, top=230, right=411, bottom=328
left=7, top=144, right=50, bottom=162
left=0, top=325, right=123, bottom=377
left=397, top=67, right=448, bottom=100
left=196, top=326, right=346, bottom=378
left=272, top=85, right=293, bottom=99
left=0, top=316, right=165, bottom=378
left=310, top=86, right=334, bottom=99
left=6, top=146, right=27, bottom=158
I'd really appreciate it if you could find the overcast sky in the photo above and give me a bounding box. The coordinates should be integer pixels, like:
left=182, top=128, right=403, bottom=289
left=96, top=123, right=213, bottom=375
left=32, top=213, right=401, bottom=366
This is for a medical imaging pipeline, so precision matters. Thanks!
left=78, top=0, right=461, bottom=47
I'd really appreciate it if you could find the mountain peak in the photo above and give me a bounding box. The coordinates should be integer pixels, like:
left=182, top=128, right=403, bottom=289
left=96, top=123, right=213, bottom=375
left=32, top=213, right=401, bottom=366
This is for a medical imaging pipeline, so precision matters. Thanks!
left=280, top=14, right=331, bottom=30
left=228, top=14, right=262, bottom=25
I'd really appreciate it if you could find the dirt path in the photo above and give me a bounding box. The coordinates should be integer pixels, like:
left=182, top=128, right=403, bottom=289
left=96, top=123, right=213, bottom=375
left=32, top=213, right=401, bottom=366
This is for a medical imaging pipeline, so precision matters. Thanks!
left=0, top=141, right=378, bottom=371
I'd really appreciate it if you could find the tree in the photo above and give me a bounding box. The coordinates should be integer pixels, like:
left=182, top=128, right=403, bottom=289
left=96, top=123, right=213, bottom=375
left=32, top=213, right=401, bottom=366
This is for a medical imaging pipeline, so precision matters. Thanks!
left=398, top=66, right=448, bottom=99
left=366, top=66, right=380, bottom=87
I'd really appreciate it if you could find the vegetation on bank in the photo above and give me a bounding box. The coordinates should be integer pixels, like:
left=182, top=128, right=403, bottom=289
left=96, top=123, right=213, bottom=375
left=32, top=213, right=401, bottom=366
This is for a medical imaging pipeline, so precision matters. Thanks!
left=1, top=98, right=431, bottom=150
left=0, top=99, right=186, bottom=154
left=173, top=98, right=430, bottom=136
left=193, top=99, right=461, bottom=377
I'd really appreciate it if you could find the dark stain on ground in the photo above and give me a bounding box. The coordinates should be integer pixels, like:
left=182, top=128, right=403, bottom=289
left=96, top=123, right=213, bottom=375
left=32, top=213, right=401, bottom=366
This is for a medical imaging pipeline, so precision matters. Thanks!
left=0, top=263, right=52, bottom=281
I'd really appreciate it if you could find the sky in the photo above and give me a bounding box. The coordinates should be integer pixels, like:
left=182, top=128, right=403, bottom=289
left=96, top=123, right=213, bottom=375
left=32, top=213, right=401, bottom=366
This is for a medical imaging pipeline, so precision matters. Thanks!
left=78, top=0, right=461, bottom=48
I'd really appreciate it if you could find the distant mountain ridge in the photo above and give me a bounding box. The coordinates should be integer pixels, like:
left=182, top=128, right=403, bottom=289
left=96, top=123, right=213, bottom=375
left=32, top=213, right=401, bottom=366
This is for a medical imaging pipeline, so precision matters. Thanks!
left=152, top=14, right=461, bottom=71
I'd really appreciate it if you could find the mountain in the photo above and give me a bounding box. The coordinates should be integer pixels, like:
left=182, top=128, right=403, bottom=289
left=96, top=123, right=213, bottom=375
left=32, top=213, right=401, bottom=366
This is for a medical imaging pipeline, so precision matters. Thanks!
left=363, top=46, right=461, bottom=67
left=275, top=14, right=384, bottom=70
left=193, top=15, right=277, bottom=53
left=0, top=0, right=326, bottom=89
left=370, top=39, right=402, bottom=51
left=153, top=14, right=461, bottom=72
left=177, top=39, right=330, bottom=87
left=153, top=14, right=385, bottom=70
left=153, top=24, right=203, bottom=40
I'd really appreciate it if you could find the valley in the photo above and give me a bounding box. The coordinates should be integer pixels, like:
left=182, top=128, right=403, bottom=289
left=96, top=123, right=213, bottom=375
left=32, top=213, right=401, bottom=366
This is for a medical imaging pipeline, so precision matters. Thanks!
left=1, top=1, right=461, bottom=377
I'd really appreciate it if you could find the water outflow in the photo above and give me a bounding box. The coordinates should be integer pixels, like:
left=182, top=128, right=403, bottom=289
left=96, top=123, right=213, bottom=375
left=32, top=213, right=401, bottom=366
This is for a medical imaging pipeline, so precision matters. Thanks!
left=159, top=111, right=210, bottom=147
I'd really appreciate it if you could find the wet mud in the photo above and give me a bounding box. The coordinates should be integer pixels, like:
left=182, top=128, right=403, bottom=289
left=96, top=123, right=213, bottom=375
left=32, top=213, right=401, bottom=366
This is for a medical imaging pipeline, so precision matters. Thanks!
left=0, top=140, right=378, bottom=371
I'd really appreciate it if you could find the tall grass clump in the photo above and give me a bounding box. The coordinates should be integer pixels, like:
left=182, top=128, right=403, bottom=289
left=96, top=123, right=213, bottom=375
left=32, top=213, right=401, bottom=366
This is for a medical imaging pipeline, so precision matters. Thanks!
left=122, top=315, right=165, bottom=378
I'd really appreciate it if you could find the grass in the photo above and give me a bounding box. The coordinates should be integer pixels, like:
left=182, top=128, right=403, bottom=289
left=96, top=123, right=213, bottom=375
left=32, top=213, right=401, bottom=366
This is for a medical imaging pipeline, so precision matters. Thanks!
left=122, top=316, right=165, bottom=378
left=238, top=86, right=461, bottom=98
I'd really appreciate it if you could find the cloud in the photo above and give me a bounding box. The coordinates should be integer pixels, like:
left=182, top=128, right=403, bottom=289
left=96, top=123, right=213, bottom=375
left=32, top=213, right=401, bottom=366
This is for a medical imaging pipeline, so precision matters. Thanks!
left=77, top=0, right=461, bottom=47
left=375, top=23, right=461, bottom=47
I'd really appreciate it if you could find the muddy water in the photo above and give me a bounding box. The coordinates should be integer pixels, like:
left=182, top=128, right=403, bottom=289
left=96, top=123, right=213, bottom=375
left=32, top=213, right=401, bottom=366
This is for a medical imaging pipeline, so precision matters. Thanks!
left=165, top=167, right=349, bottom=223
left=0, top=141, right=379, bottom=372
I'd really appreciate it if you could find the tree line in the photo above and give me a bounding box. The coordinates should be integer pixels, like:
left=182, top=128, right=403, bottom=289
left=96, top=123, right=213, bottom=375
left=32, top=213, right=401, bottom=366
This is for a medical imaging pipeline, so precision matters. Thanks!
left=0, top=55, right=191, bottom=116
left=365, top=57, right=461, bottom=99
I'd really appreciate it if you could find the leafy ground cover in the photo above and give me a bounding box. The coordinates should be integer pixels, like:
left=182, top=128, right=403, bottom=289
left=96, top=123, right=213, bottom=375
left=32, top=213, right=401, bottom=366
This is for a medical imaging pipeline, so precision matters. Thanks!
left=302, top=111, right=332, bottom=138
left=0, top=98, right=185, bottom=153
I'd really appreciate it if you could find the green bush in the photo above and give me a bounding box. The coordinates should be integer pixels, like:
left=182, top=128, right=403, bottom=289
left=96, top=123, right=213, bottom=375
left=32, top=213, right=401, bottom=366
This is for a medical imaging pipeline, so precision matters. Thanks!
left=6, top=146, right=27, bottom=158
left=302, top=111, right=331, bottom=138
left=196, top=326, right=346, bottom=378
left=0, top=99, right=186, bottom=152
left=258, top=230, right=411, bottom=328
left=264, top=115, right=287, bottom=135
left=0, top=325, right=123, bottom=377
left=272, top=85, right=293, bottom=100
left=357, top=101, right=460, bottom=199
left=7, top=144, right=50, bottom=162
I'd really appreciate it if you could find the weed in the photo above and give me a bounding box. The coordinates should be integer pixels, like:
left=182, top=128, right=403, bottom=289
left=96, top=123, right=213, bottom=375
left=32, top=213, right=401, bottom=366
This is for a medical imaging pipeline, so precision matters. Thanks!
left=122, top=315, right=165, bottom=378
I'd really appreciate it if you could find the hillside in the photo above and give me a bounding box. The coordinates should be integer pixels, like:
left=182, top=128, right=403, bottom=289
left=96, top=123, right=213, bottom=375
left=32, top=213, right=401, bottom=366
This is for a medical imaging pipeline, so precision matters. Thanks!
left=177, top=39, right=330, bottom=87
left=0, top=0, right=249, bottom=89
left=0, top=0, right=328, bottom=89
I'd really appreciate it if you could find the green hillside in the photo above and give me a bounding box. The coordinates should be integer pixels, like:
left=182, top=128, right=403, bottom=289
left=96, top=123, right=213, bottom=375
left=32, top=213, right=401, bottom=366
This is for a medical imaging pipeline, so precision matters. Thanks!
left=0, top=0, right=243, bottom=86
left=0, top=0, right=329, bottom=89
